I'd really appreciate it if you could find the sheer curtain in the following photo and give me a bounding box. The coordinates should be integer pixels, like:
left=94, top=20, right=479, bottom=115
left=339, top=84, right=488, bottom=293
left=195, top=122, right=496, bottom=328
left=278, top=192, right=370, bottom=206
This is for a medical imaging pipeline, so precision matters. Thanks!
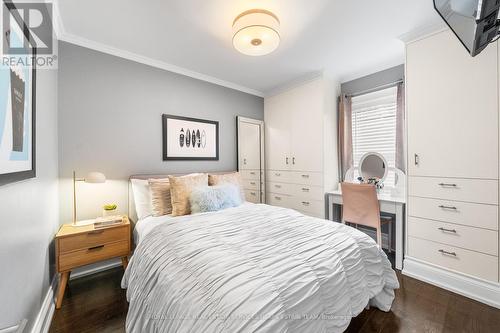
left=395, top=82, right=406, bottom=173
left=338, top=94, right=353, bottom=181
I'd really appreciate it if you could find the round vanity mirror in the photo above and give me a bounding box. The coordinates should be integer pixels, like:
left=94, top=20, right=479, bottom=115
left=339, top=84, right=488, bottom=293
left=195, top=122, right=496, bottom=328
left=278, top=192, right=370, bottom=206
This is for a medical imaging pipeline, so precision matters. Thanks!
left=359, top=152, right=388, bottom=183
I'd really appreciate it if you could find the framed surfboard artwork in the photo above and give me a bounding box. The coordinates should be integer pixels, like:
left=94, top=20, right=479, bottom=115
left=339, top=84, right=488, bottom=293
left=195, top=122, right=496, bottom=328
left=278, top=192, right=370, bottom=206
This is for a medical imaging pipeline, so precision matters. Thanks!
left=0, top=3, right=37, bottom=186
left=162, top=114, right=219, bottom=161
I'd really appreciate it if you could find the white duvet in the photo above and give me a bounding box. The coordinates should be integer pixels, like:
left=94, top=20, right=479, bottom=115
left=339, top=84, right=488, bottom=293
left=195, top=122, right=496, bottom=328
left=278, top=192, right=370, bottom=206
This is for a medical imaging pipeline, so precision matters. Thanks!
left=122, top=203, right=399, bottom=333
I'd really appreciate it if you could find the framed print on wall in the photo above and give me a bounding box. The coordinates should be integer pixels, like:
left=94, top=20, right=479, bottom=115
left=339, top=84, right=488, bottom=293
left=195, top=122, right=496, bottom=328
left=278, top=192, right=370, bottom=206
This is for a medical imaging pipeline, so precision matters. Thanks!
left=162, top=114, right=219, bottom=161
left=0, top=4, right=37, bottom=186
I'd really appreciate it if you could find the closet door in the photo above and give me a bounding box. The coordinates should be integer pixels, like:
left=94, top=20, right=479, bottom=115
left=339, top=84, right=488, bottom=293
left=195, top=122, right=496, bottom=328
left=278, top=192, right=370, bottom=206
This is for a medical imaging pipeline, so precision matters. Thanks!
left=289, top=79, right=324, bottom=172
left=407, top=30, right=498, bottom=179
left=265, top=93, right=291, bottom=170
left=238, top=121, right=261, bottom=170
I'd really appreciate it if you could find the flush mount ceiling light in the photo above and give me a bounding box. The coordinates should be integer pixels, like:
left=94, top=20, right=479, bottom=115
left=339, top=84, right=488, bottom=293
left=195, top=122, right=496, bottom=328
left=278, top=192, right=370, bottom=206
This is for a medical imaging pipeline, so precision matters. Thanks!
left=232, top=9, right=280, bottom=56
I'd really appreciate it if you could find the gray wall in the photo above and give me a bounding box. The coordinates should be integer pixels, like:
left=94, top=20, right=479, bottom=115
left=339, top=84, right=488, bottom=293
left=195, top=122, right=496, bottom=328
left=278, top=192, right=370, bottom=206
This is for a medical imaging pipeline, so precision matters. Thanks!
left=341, top=64, right=404, bottom=95
left=58, top=42, right=264, bottom=222
left=0, top=59, right=59, bottom=329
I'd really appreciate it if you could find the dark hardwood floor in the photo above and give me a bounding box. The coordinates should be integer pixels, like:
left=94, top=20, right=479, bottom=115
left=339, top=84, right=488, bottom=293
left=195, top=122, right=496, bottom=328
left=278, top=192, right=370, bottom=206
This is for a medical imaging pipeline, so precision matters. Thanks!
left=49, top=266, right=500, bottom=333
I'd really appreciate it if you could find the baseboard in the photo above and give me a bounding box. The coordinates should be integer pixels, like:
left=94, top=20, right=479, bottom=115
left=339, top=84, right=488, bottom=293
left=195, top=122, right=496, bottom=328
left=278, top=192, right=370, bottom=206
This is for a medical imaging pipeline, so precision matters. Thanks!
left=403, top=257, right=500, bottom=309
left=69, top=259, right=122, bottom=280
left=30, top=276, right=57, bottom=333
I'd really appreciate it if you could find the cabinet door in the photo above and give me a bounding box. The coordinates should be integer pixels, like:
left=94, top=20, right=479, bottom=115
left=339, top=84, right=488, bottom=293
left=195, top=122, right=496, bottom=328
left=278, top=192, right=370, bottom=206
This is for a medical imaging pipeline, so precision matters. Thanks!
left=406, top=31, right=498, bottom=179
left=265, top=93, right=291, bottom=170
left=289, top=79, right=324, bottom=172
left=238, top=121, right=261, bottom=170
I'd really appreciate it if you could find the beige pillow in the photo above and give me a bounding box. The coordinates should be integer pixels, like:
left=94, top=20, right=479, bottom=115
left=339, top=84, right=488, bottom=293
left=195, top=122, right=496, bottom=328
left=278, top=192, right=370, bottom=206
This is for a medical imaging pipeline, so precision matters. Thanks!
left=169, top=173, right=209, bottom=216
left=208, top=172, right=245, bottom=201
left=148, top=178, right=172, bottom=217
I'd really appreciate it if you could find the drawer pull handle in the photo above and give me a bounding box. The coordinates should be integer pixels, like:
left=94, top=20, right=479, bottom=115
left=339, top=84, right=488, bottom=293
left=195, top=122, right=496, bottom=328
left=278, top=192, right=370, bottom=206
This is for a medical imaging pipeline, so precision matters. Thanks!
left=88, top=230, right=104, bottom=235
left=438, top=183, right=457, bottom=187
left=250, top=192, right=256, bottom=196
left=438, top=249, right=457, bottom=256
left=250, top=182, right=256, bottom=185
left=275, top=185, right=281, bottom=188
left=301, top=188, right=310, bottom=192
left=439, top=205, right=457, bottom=210
left=302, top=201, right=310, bottom=206
left=301, top=174, right=310, bottom=178
left=438, top=227, right=457, bottom=233
left=250, top=172, right=256, bottom=175
left=275, top=173, right=281, bottom=176
left=88, top=245, right=105, bottom=251
left=275, top=196, right=281, bottom=200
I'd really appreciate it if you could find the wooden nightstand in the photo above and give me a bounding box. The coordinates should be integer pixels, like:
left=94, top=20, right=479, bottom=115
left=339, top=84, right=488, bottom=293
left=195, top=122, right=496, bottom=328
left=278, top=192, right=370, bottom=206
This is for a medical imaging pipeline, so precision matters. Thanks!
left=55, top=216, right=131, bottom=309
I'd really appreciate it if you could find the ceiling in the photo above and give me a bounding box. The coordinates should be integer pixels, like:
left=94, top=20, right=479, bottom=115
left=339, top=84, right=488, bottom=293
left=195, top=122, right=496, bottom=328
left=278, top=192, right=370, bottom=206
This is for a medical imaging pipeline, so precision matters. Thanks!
left=56, top=0, right=443, bottom=96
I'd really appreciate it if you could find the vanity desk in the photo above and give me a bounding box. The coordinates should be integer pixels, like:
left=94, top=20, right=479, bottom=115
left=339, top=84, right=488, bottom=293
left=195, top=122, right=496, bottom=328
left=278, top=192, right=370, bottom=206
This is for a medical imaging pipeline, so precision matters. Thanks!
left=327, top=188, right=406, bottom=270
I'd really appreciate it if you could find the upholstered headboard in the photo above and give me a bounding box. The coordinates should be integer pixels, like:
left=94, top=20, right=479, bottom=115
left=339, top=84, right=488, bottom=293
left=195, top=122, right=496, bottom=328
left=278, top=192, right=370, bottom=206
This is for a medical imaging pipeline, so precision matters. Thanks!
left=128, top=172, right=235, bottom=223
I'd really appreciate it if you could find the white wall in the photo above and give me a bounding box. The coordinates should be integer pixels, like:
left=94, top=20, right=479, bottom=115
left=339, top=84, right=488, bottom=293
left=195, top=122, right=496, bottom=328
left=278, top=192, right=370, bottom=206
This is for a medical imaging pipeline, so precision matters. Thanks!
left=0, top=66, right=59, bottom=331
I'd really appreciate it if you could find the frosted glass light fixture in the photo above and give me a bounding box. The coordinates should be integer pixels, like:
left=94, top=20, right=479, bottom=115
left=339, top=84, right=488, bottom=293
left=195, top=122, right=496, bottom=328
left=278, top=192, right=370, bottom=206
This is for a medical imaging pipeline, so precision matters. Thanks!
left=232, top=9, right=280, bottom=56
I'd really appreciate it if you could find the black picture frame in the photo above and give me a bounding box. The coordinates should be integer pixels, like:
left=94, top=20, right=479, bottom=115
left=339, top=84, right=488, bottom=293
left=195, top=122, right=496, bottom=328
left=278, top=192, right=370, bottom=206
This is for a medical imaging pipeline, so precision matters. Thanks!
left=0, top=1, right=37, bottom=186
left=162, top=114, right=219, bottom=161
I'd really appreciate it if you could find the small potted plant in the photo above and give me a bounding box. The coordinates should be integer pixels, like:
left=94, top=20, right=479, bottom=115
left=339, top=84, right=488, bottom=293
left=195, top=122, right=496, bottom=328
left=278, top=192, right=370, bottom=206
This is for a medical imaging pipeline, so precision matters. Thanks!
left=102, top=203, right=118, bottom=217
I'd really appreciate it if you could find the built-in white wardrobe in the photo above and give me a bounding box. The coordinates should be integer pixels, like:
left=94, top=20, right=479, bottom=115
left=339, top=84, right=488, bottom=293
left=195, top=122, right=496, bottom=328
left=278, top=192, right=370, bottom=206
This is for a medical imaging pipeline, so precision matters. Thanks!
left=264, top=77, right=338, bottom=218
left=404, top=29, right=500, bottom=307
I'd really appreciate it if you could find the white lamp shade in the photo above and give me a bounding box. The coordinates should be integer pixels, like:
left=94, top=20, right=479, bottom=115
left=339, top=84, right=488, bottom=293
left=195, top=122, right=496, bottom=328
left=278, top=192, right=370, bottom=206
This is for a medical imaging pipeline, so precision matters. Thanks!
left=85, top=172, right=106, bottom=183
left=232, top=9, right=280, bottom=56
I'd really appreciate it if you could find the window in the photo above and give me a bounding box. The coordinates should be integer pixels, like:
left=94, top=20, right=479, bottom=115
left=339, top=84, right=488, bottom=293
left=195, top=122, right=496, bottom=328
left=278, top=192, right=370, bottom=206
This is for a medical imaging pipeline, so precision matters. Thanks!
left=351, top=86, right=397, bottom=186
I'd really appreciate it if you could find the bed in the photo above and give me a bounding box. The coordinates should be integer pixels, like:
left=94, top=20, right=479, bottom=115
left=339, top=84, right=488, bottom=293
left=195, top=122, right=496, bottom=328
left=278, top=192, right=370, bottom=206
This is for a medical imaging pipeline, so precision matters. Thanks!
left=122, top=196, right=399, bottom=332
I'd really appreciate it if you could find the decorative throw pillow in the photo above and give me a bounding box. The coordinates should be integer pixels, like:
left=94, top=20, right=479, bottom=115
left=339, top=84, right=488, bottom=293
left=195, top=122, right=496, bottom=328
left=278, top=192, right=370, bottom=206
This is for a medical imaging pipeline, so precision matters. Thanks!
left=208, top=172, right=245, bottom=201
left=148, top=178, right=172, bottom=217
left=131, top=179, right=152, bottom=220
left=169, top=173, right=209, bottom=216
left=190, top=184, right=242, bottom=214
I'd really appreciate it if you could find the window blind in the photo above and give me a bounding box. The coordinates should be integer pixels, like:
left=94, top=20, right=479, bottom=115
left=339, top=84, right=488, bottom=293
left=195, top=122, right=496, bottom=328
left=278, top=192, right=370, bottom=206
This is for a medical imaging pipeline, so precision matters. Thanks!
left=351, top=86, right=397, bottom=186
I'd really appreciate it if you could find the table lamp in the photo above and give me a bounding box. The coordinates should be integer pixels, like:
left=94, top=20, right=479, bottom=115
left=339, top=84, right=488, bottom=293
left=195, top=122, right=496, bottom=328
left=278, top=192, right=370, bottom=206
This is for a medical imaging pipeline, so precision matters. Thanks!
left=73, top=171, right=106, bottom=225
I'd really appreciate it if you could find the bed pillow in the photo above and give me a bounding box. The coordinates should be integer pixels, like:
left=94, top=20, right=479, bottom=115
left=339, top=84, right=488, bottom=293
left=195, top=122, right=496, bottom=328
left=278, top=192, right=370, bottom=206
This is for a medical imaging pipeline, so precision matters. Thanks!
left=148, top=178, right=173, bottom=217
left=131, top=179, right=152, bottom=220
left=169, top=173, right=209, bottom=216
left=190, top=184, right=242, bottom=214
left=208, top=172, right=245, bottom=201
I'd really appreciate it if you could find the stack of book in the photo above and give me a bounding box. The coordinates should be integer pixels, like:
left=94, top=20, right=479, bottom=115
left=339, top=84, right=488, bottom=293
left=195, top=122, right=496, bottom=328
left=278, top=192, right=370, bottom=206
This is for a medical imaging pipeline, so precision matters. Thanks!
left=94, top=216, right=124, bottom=229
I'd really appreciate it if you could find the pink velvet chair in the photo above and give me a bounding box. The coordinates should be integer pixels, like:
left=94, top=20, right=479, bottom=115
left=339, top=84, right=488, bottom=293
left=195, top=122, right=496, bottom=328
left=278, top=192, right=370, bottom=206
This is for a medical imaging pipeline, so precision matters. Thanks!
left=340, top=182, right=392, bottom=249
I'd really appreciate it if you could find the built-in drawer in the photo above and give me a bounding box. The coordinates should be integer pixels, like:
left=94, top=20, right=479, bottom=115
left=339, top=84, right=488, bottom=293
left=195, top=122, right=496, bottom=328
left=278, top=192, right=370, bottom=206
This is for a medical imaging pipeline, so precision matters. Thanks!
left=267, top=170, right=292, bottom=183
left=408, top=217, right=498, bottom=255
left=291, top=184, right=323, bottom=201
left=240, top=170, right=261, bottom=180
left=244, top=189, right=260, bottom=203
left=267, top=192, right=292, bottom=209
left=292, top=197, right=324, bottom=217
left=58, top=225, right=129, bottom=253
left=408, top=196, right=498, bottom=230
left=242, top=179, right=260, bottom=190
left=408, top=177, right=498, bottom=205
left=267, top=181, right=292, bottom=195
left=408, top=237, right=498, bottom=282
left=59, top=241, right=129, bottom=272
left=290, top=171, right=323, bottom=186
left=298, top=210, right=324, bottom=219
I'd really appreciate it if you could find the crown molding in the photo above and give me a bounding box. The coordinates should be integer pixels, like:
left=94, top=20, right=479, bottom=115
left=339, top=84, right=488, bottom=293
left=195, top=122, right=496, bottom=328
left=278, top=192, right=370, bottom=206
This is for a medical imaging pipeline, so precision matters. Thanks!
left=51, top=0, right=264, bottom=97
left=265, top=71, right=324, bottom=97
left=398, top=21, right=447, bottom=45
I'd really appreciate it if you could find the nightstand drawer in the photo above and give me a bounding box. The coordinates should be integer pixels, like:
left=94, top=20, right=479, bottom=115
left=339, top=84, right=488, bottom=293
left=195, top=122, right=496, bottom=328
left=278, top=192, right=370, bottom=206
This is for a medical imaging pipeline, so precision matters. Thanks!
left=58, top=241, right=129, bottom=272
left=58, top=225, right=129, bottom=253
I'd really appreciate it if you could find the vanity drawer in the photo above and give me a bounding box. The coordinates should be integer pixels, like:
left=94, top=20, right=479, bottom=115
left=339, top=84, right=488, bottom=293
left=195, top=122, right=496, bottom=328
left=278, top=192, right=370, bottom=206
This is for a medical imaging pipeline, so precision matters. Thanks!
left=244, top=189, right=260, bottom=203
left=408, top=237, right=498, bottom=282
left=267, top=193, right=292, bottom=208
left=408, top=217, right=498, bottom=255
left=240, top=170, right=261, bottom=180
left=267, top=170, right=292, bottom=183
left=267, top=182, right=292, bottom=195
left=58, top=224, right=129, bottom=253
left=408, top=177, right=498, bottom=205
left=292, top=198, right=324, bottom=216
left=59, top=241, right=129, bottom=272
left=242, top=179, right=260, bottom=190
left=291, top=184, right=323, bottom=200
left=290, top=171, right=323, bottom=186
left=408, top=196, right=498, bottom=230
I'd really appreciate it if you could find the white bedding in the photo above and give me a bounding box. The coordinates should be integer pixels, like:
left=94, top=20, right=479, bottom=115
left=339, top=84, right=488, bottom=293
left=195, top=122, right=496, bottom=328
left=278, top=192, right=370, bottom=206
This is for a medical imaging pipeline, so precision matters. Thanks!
left=122, top=203, right=399, bottom=333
